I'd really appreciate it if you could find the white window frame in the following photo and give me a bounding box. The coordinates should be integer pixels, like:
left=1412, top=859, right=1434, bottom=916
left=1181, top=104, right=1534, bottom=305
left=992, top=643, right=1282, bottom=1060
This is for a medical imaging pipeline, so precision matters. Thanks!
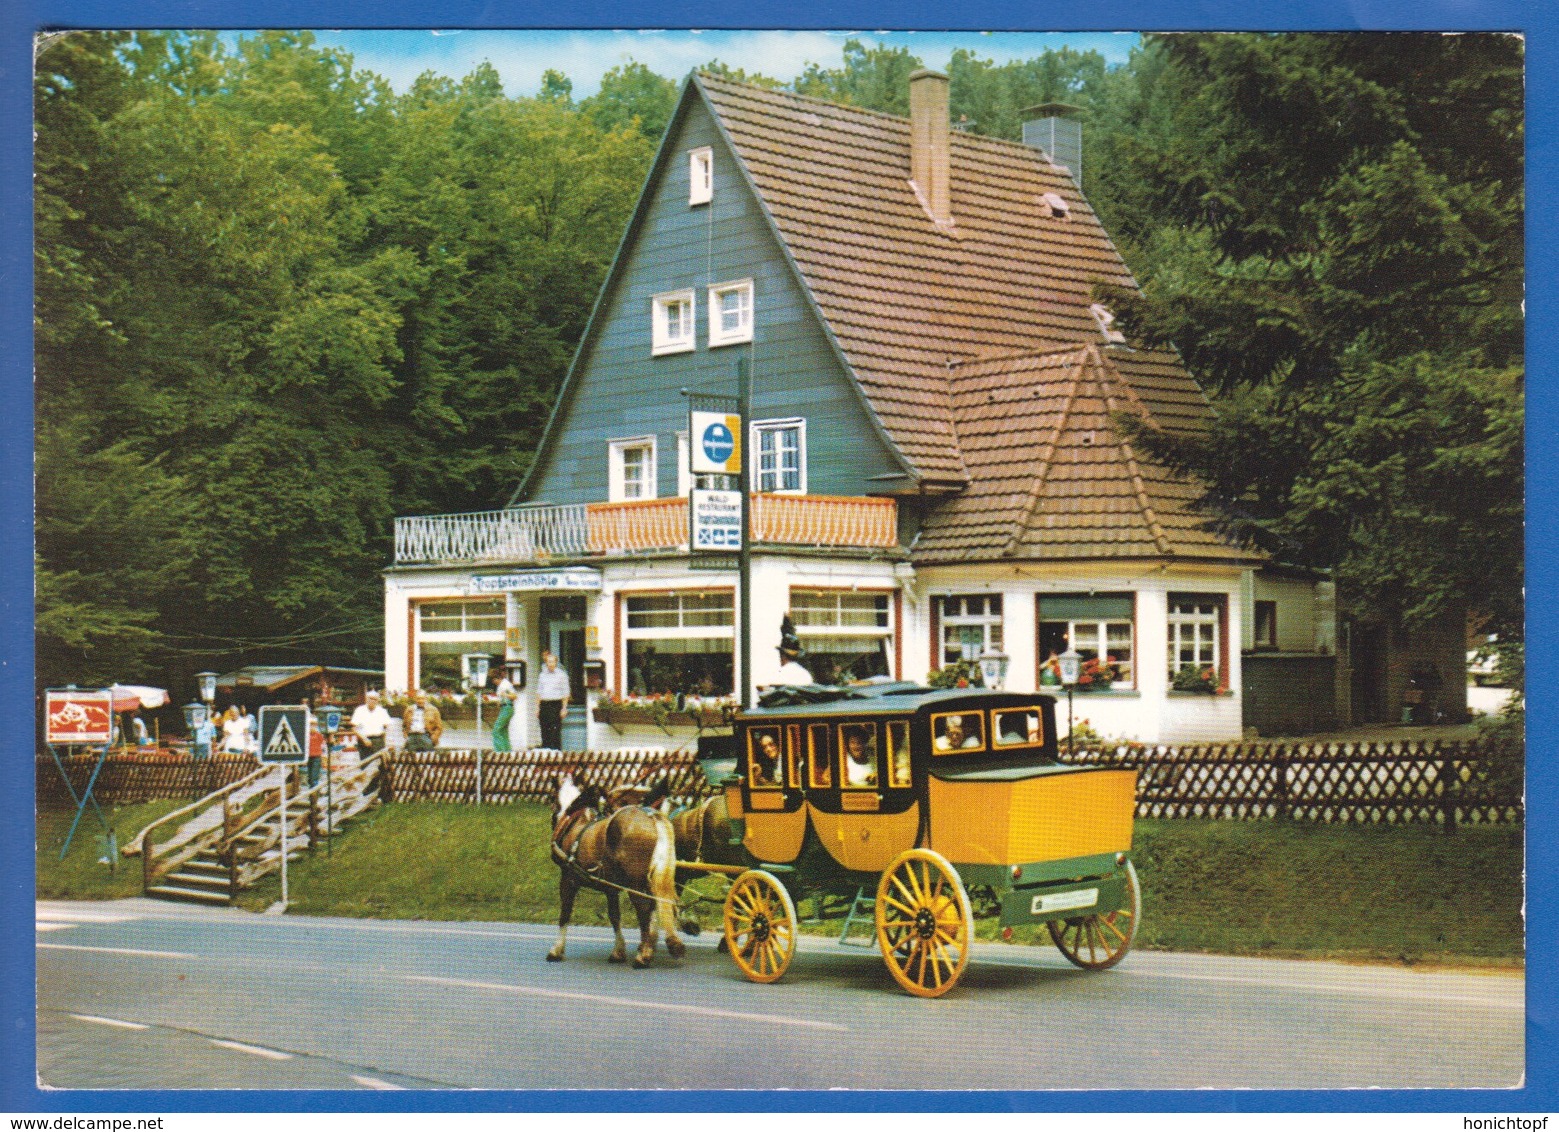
left=675, top=431, right=692, bottom=496
left=937, top=594, right=1004, bottom=668
left=651, top=290, right=695, bottom=356
left=708, top=279, right=753, bottom=347
left=789, top=589, right=896, bottom=683
left=623, top=590, right=735, bottom=697
left=415, top=599, right=504, bottom=690
left=1168, top=595, right=1223, bottom=676
left=608, top=436, right=657, bottom=502
left=752, top=417, right=806, bottom=494
left=689, top=147, right=713, bottom=206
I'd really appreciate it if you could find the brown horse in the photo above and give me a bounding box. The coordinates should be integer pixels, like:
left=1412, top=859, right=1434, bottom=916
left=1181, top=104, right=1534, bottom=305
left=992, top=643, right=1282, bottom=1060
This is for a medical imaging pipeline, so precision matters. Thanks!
left=546, top=773, right=686, bottom=968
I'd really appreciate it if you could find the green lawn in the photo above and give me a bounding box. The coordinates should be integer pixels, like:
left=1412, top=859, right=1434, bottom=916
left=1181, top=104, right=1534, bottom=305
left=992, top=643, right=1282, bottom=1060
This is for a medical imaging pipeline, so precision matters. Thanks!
left=37, top=800, right=1523, bottom=966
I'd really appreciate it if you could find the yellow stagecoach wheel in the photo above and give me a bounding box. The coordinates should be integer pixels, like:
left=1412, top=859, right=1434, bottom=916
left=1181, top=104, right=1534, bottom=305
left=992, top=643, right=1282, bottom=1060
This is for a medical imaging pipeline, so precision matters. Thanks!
left=1048, top=860, right=1141, bottom=970
left=875, top=849, right=973, bottom=998
left=723, top=869, right=797, bottom=984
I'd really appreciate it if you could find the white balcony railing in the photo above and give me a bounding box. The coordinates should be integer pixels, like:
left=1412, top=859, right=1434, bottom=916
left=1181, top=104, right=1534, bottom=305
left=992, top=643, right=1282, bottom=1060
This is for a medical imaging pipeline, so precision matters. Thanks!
left=394, top=494, right=898, bottom=567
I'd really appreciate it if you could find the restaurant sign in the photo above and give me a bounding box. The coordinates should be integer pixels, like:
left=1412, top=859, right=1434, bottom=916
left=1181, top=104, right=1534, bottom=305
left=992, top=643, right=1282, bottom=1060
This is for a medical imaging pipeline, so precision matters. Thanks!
left=469, top=568, right=603, bottom=595
left=45, top=690, right=115, bottom=745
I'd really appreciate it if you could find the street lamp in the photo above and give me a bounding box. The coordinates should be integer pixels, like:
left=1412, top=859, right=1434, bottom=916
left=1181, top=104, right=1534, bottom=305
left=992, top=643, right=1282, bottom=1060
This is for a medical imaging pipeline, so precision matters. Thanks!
left=197, top=671, right=217, bottom=706
left=978, top=646, right=1009, bottom=692
left=1058, top=647, right=1081, bottom=757
left=182, top=700, right=209, bottom=760
left=464, top=653, right=491, bottom=748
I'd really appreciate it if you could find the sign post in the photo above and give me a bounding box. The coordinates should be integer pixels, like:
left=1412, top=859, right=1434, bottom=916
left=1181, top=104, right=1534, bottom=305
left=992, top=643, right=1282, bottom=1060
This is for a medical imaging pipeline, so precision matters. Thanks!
left=257, top=705, right=309, bottom=908
left=689, top=382, right=752, bottom=707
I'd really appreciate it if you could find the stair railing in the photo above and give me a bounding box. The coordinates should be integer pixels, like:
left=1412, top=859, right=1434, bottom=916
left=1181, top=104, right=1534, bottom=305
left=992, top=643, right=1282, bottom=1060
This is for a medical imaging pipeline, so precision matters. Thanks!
left=125, top=764, right=275, bottom=895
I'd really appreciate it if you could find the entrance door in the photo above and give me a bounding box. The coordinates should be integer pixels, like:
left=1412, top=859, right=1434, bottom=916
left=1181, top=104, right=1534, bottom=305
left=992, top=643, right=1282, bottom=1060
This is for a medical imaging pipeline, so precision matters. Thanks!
left=1349, top=622, right=1388, bottom=724
left=551, top=622, right=587, bottom=750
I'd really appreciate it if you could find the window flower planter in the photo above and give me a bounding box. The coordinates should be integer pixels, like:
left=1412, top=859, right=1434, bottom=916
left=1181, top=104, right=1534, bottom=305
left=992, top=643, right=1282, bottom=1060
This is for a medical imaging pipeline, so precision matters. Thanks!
left=592, top=700, right=734, bottom=730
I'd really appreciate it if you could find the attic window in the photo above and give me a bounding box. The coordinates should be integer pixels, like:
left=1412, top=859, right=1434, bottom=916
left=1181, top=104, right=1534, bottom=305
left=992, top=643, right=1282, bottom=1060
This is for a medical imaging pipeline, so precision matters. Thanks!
left=708, top=279, right=754, bottom=347
left=1090, top=303, right=1127, bottom=345
left=652, top=290, right=696, bottom=355
left=689, top=147, right=713, bottom=206
left=1040, top=192, right=1070, bottom=219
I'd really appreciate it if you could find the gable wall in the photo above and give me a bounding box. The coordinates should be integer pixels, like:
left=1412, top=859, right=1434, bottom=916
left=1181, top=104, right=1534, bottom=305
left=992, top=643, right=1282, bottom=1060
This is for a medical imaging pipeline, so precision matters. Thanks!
left=525, top=94, right=903, bottom=505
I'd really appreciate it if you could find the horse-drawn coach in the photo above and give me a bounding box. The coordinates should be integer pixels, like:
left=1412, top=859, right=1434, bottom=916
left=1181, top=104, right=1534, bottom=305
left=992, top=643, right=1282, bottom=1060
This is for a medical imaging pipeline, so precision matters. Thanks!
left=549, top=681, right=1138, bottom=997
left=685, top=683, right=1140, bottom=997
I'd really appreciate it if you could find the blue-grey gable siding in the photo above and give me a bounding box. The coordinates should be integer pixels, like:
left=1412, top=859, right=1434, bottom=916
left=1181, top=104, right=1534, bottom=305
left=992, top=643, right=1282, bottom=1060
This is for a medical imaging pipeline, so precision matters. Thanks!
left=523, top=94, right=903, bottom=506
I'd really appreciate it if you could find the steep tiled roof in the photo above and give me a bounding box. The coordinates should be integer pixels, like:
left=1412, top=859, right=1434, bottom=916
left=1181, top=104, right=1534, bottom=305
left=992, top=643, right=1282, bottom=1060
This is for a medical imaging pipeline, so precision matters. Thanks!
left=915, top=344, right=1253, bottom=563
left=700, top=73, right=1138, bottom=488
left=696, top=73, right=1252, bottom=563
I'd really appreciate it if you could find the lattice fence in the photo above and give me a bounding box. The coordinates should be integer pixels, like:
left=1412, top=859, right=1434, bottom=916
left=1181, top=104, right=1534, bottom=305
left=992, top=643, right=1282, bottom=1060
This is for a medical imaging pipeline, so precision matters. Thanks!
left=39, top=738, right=1523, bottom=826
left=1061, top=737, right=1523, bottom=826
left=37, top=754, right=259, bottom=805
left=380, top=748, right=710, bottom=805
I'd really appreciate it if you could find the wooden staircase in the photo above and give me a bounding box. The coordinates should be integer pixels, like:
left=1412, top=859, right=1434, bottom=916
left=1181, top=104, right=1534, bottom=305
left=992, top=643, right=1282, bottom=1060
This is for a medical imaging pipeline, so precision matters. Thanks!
left=126, top=753, right=383, bottom=905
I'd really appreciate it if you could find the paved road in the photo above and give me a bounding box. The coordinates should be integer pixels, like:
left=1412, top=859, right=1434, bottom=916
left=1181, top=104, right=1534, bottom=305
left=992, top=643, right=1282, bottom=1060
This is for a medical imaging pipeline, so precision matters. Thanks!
left=36, top=899, right=1522, bottom=1091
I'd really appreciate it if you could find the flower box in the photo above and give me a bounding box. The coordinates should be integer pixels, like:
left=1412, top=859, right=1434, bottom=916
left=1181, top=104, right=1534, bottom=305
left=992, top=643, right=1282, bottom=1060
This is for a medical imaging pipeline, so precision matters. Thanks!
left=592, top=703, right=733, bottom=729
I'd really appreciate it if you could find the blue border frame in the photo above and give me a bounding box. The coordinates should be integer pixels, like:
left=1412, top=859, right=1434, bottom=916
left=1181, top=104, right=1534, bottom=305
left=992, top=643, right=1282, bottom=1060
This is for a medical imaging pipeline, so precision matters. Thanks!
left=5, top=0, right=1552, bottom=1114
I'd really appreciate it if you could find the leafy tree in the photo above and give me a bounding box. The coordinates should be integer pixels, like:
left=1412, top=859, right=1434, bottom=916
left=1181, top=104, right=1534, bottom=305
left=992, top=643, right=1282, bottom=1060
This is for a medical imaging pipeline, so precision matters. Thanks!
left=582, top=60, right=679, bottom=140
left=1096, top=34, right=1523, bottom=638
left=792, top=39, right=921, bottom=114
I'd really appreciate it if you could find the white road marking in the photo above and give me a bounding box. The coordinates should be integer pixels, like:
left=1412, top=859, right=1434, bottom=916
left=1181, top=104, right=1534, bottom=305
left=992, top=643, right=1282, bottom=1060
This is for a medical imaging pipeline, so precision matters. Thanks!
left=69, top=1013, right=148, bottom=1031
left=209, top=1039, right=293, bottom=1060
left=351, top=1075, right=404, bottom=1090
left=36, top=922, right=74, bottom=932
left=38, top=942, right=193, bottom=960
left=403, top=974, right=849, bottom=1031
left=37, top=909, right=139, bottom=924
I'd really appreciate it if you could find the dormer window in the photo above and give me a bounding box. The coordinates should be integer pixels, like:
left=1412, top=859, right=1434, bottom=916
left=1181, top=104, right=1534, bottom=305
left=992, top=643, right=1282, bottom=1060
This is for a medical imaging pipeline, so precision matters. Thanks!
left=1040, top=191, right=1070, bottom=219
left=689, top=147, right=713, bottom=206
left=652, top=290, right=695, bottom=355
left=1090, top=303, right=1126, bottom=344
left=708, top=279, right=753, bottom=347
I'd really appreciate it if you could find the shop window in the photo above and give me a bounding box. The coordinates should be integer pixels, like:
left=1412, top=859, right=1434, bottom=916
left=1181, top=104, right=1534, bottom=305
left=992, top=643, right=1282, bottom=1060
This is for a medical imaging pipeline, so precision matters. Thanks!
left=1038, top=593, right=1135, bottom=688
left=790, top=589, right=893, bottom=684
left=416, top=599, right=504, bottom=693
left=623, top=591, right=734, bottom=696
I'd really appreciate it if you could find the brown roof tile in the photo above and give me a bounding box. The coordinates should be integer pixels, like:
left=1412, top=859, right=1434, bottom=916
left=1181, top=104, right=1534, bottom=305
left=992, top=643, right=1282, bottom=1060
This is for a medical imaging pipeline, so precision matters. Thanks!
left=697, top=74, right=1253, bottom=562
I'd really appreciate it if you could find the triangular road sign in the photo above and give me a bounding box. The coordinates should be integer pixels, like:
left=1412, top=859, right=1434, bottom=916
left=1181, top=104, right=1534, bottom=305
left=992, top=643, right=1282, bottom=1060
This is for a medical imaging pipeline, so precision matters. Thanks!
left=257, top=706, right=309, bottom=764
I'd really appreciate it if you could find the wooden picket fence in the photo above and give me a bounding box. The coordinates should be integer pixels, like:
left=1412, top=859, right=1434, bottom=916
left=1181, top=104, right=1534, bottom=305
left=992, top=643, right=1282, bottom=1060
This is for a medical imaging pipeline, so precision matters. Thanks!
left=39, top=736, right=1523, bottom=827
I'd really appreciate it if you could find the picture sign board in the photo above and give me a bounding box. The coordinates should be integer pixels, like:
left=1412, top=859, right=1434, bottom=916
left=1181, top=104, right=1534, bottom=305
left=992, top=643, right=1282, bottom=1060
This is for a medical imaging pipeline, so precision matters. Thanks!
left=45, top=690, right=114, bottom=745
left=689, top=411, right=742, bottom=475
left=690, top=488, right=743, bottom=552
left=257, top=705, right=310, bottom=764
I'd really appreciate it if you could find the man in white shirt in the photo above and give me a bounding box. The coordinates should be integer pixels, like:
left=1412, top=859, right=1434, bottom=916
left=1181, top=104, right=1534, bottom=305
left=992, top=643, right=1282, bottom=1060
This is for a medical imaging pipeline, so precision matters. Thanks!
left=351, top=690, right=390, bottom=759
left=536, top=651, right=570, bottom=751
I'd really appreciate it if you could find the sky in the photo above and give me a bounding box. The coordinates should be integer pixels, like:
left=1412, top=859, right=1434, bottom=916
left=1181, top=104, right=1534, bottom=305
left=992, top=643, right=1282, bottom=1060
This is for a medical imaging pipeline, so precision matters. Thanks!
left=281, top=30, right=1141, bottom=99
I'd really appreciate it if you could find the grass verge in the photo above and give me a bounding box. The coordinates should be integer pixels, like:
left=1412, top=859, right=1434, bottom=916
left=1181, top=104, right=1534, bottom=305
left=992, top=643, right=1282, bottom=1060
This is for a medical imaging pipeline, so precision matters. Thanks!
left=37, top=801, right=1523, bottom=967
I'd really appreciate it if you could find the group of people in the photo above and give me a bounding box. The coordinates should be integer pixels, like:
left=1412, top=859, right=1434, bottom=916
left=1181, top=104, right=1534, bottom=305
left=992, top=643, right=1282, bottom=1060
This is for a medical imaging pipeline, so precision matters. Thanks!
left=348, top=649, right=574, bottom=754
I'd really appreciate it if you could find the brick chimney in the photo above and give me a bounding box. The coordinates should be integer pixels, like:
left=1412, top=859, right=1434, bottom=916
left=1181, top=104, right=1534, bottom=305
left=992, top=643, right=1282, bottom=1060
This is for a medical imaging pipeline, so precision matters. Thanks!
left=909, top=69, right=951, bottom=227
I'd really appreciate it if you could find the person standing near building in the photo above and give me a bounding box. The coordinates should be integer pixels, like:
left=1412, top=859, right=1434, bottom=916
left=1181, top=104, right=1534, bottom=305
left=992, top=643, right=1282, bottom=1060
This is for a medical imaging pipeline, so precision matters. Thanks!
left=402, top=689, right=443, bottom=752
left=351, top=690, right=390, bottom=760
left=536, top=650, right=570, bottom=751
left=491, top=667, right=518, bottom=752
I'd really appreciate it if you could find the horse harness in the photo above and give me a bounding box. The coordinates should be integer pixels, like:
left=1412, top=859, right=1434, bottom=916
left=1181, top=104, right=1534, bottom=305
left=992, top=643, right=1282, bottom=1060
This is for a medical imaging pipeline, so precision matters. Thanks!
left=550, top=803, right=676, bottom=907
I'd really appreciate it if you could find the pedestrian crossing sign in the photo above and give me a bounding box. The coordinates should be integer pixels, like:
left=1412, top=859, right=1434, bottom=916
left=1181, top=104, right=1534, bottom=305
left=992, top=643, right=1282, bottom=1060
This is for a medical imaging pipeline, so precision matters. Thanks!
left=257, top=705, right=309, bottom=763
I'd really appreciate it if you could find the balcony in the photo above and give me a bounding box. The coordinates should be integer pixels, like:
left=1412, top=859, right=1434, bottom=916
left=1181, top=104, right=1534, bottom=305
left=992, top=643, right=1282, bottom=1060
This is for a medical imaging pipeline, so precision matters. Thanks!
left=394, top=494, right=899, bottom=567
